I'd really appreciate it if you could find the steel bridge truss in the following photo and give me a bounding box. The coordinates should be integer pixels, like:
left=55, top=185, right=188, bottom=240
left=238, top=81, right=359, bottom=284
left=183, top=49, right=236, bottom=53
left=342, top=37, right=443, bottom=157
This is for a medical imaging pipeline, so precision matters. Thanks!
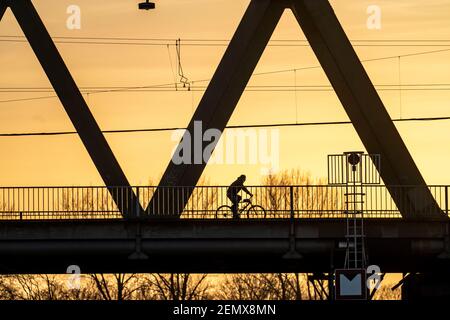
left=1, top=0, right=446, bottom=220
left=151, top=0, right=445, bottom=220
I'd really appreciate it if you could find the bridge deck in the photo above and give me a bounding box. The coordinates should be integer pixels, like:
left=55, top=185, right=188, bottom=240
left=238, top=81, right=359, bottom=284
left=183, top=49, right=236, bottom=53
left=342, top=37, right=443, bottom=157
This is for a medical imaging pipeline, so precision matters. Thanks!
left=0, top=219, right=448, bottom=274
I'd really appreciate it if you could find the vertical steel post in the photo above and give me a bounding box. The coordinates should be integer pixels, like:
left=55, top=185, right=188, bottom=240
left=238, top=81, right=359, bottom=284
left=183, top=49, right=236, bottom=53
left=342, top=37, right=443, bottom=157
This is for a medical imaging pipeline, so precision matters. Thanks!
left=136, top=186, right=140, bottom=218
left=445, top=186, right=448, bottom=216
left=283, top=186, right=302, bottom=259
left=290, top=185, right=294, bottom=220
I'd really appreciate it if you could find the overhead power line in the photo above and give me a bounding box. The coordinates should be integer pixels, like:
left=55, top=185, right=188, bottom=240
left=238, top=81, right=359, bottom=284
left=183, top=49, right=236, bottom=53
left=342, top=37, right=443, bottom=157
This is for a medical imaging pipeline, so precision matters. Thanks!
left=3, top=35, right=450, bottom=41
left=2, top=83, right=450, bottom=93
left=1, top=116, right=450, bottom=137
left=1, top=47, right=450, bottom=104
left=3, top=39, right=450, bottom=47
left=3, top=35, right=450, bottom=47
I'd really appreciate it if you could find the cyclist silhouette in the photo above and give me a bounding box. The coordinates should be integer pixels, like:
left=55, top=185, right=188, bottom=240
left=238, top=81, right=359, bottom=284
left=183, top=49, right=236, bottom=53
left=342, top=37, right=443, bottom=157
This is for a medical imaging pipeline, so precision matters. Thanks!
left=226, top=174, right=253, bottom=219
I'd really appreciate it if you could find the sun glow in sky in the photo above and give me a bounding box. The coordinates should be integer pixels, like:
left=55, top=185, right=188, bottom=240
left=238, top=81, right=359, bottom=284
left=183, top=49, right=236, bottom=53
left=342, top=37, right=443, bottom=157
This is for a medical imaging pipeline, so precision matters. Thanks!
left=1, top=0, right=450, bottom=186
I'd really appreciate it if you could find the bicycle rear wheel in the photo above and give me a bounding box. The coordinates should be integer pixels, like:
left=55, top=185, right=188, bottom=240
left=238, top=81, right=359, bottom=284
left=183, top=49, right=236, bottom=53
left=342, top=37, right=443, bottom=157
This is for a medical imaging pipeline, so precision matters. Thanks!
left=216, top=205, right=233, bottom=219
left=246, top=205, right=266, bottom=219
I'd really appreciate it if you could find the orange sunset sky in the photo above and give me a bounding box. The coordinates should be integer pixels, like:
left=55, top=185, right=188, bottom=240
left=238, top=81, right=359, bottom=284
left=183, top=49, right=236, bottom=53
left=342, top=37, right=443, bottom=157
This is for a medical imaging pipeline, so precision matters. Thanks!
left=1, top=0, right=450, bottom=187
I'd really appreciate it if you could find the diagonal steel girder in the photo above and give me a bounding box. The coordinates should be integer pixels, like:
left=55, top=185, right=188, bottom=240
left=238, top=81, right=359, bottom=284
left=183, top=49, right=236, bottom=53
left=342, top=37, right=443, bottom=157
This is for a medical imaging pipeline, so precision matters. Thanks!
left=2, top=0, right=141, bottom=217
left=147, top=0, right=287, bottom=217
left=150, top=0, right=444, bottom=219
left=289, top=0, right=443, bottom=219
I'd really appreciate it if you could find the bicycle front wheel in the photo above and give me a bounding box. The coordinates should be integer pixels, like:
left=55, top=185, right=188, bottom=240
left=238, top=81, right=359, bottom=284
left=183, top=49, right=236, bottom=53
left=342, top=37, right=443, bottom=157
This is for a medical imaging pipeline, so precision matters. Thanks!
left=216, top=205, right=233, bottom=219
left=246, top=205, right=266, bottom=219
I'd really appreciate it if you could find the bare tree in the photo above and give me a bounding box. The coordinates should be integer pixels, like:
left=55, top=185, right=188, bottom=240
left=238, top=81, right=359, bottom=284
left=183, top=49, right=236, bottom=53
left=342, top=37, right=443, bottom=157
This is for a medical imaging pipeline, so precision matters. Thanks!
left=0, top=274, right=77, bottom=300
left=261, top=169, right=343, bottom=218
left=372, top=286, right=401, bottom=300
left=305, top=274, right=329, bottom=300
left=137, top=274, right=211, bottom=300
left=89, top=274, right=141, bottom=300
left=217, top=273, right=306, bottom=300
left=0, top=276, right=19, bottom=299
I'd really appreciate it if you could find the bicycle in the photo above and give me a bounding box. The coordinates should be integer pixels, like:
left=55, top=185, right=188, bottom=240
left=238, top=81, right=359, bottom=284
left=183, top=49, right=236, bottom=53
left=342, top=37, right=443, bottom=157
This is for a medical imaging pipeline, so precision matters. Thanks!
left=215, top=196, right=266, bottom=219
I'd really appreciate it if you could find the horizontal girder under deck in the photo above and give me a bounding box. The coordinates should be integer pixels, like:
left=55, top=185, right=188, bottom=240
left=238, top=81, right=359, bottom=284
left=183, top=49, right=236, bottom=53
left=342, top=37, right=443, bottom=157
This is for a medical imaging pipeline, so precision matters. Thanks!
left=0, top=219, right=448, bottom=274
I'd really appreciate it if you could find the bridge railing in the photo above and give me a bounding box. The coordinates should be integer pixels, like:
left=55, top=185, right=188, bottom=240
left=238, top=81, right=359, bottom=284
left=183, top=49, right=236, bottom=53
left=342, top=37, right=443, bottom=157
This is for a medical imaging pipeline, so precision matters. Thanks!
left=0, top=185, right=448, bottom=220
left=179, top=185, right=448, bottom=219
left=0, top=186, right=124, bottom=220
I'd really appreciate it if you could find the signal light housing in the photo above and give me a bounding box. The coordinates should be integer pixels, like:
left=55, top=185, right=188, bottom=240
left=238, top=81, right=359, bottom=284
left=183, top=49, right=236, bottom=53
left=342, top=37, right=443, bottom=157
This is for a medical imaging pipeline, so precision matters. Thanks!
left=139, top=1, right=155, bottom=10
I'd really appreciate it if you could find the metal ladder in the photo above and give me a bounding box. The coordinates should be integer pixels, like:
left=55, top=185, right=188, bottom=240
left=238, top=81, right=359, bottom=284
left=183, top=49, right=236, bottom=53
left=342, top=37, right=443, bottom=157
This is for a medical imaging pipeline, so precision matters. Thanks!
left=344, top=156, right=367, bottom=269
